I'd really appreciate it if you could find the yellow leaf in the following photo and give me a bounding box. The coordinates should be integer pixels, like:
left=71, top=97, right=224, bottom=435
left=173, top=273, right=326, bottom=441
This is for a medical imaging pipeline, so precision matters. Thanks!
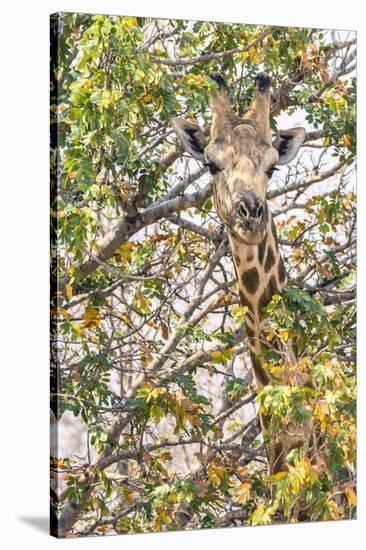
left=110, top=90, right=122, bottom=104
left=180, top=397, right=199, bottom=413
left=344, top=134, right=351, bottom=147
left=71, top=322, right=83, bottom=336
left=249, top=46, right=256, bottom=60
left=120, top=486, right=135, bottom=505
left=210, top=350, right=224, bottom=363
left=51, top=307, right=70, bottom=319
left=237, top=481, right=251, bottom=504
left=326, top=499, right=343, bottom=520
left=115, top=242, right=135, bottom=264
left=251, top=503, right=275, bottom=525
left=150, top=387, right=167, bottom=400
left=345, top=487, right=357, bottom=506
left=82, top=305, right=102, bottom=329
left=208, top=464, right=227, bottom=487
left=210, top=347, right=235, bottom=364
left=126, top=16, right=137, bottom=26
left=187, top=74, right=206, bottom=87
left=133, top=290, right=151, bottom=314
left=271, top=471, right=287, bottom=481
left=52, top=457, right=65, bottom=469
left=232, top=305, right=249, bottom=316
left=91, top=498, right=101, bottom=510
left=65, top=284, right=73, bottom=301
left=175, top=403, right=186, bottom=429
left=120, top=313, right=130, bottom=325
left=96, top=525, right=109, bottom=534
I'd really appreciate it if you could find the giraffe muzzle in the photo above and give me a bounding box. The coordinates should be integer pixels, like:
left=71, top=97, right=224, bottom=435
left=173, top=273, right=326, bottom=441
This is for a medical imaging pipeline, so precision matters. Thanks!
left=237, top=193, right=266, bottom=226
left=230, top=193, right=266, bottom=244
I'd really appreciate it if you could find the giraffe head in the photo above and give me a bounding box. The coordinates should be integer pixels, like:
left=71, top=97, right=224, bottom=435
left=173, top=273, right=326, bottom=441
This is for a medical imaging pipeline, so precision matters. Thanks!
left=172, top=72, right=305, bottom=245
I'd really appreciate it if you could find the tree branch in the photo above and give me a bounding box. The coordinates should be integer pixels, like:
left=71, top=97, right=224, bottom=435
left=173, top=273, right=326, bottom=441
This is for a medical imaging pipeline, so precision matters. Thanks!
left=268, top=158, right=348, bottom=200
left=215, top=509, right=249, bottom=527
left=65, top=179, right=212, bottom=290
left=149, top=27, right=272, bottom=66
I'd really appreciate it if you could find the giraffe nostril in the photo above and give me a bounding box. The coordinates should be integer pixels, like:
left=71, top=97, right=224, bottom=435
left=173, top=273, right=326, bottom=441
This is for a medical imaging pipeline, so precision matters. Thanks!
left=256, top=204, right=264, bottom=219
left=238, top=202, right=250, bottom=219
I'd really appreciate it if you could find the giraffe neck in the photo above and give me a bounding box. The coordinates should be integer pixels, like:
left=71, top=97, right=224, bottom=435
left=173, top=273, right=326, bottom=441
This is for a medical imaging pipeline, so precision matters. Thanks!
left=230, top=211, right=287, bottom=387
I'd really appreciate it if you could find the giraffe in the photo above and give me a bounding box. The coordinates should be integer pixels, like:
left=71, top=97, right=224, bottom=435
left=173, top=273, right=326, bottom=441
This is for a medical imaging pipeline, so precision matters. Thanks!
left=172, top=72, right=312, bottom=474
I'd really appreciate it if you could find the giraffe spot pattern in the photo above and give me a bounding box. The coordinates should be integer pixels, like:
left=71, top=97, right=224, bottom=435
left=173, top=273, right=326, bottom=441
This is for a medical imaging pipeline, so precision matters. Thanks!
left=269, top=274, right=278, bottom=295
left=264, top=246, right=275, bottom=273
left=241, top=267, right=260, bottom=294
left=278, top=258, right=286, bottom=283
left=251, top=356, right=271, bottom=386
left=257, top=234, right=267, bottom=264
left=239, top=290, right=254, bottom=312
left=271, top=217, right=279, bottom=251
left=258, top=275, right=278, bottom=316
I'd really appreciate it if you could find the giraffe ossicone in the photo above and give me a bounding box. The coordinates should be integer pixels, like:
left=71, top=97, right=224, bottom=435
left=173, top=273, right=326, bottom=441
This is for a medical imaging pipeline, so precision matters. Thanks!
left=172, top=71, right=312, bottom=474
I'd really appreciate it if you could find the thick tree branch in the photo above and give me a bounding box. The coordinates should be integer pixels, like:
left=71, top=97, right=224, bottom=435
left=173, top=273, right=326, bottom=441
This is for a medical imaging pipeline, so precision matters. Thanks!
left=67, top=180, right=212, bottom=288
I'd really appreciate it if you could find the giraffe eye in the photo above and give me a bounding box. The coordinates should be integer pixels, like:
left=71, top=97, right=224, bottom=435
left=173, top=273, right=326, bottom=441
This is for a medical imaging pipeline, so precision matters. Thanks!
left=206, top=161, right=222, bottom=175
left=266, top=165, right=278, bottom=179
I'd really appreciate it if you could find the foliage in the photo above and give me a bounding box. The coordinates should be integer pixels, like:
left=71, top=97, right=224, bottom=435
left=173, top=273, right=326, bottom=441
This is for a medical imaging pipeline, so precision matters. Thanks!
left=50, top=13, right=356, bottom=536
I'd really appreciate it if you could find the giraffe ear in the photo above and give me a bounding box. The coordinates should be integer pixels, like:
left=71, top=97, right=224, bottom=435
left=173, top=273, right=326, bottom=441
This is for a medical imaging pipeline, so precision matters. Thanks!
left=273, top=127, right=306, bottom=165
left=171, top=118, right=208, bottom=162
